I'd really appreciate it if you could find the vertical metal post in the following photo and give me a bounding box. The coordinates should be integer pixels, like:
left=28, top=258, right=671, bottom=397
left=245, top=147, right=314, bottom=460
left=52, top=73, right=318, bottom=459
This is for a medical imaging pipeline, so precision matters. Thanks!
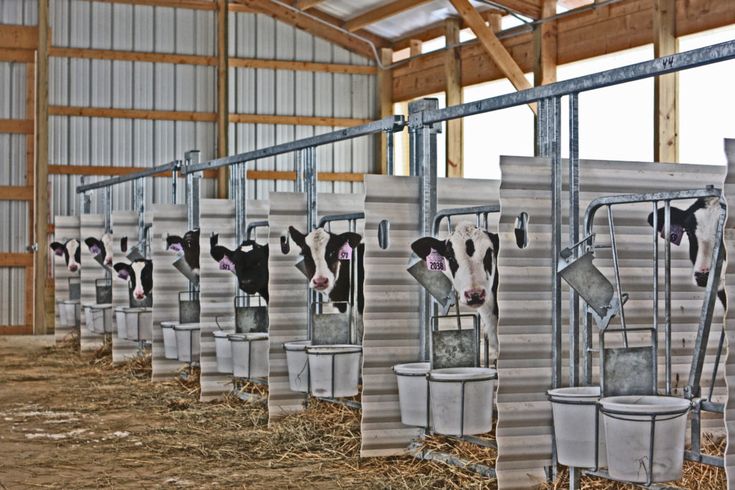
left=305, top=146, right=318, bottom=341
left=409, top=98, right=439, bottom=363
left=568, top=93, right=580, bottom=388
left=103, top=185, right=112, bottom=234
left=185, top=150, right=201, bottom=231
left=171, top=162, right=179, bottom=205
left=652, top=201, right=659, bottom=392
left=386, top=130, right=395, bottom=176
left=664, top=201, right=672, bottom=395
left=235, top=162, right=248, bottom=244
left=295, top=151, right=304, bottom=193
left=133, top=177, right=145, bottom=257
left=79, top=177, right=91, bottom=215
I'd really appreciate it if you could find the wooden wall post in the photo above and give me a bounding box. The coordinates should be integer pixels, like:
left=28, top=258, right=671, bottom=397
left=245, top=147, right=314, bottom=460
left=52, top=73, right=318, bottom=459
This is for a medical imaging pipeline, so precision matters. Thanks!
left=378, top=47, right=393, bottom=174
left=653, top=0, right=678, bottom=163
left=400, top=40, right=423, bottom=175
left=34, top=0, right=49, bottom=334
left=445, top=17, right=463, bottom=178
left=534, top=0, right=557, bottom=155
left=217, top=0, right=229, bottom=197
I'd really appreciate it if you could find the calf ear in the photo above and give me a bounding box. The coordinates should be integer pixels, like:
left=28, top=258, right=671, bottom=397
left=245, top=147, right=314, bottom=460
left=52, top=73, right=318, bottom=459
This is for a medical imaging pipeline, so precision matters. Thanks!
left=647, top=207, right=688, bottom=231
left=50, top=242, right=65, bottom=256
left=484, top=231, right=500, bottom=254
left=337, top=232, right=362, bottom=249
left=210, top=245, right=227, bottom=262
left=113, top=263, right=132, bottom=280
left=288, top=226, right=307, bottom=248
left=210, top=233, right=219, bottom=248
left=411, top=236, right=446, bottom=259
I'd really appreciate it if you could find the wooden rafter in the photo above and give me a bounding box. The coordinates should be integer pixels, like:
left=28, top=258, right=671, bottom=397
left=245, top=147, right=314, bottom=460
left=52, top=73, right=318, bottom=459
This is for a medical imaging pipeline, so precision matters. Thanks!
left=392, top=8, right=505, bottom=51
left=235, top=0, right=385, bottom=59
left=448, top=0, right=535, bottom=113
left=295, top=0, right=325, bottom=10
left=445, top=18, right=463, bottom=178
left=0, top=25, right=38, bottom=50
left=217, top=0, right=229, bottom=198
left=344, top=0, right=433, bottom=33
left=534, top=0, right=557, bottom=86
left=489, top=0, right=541, bottom=19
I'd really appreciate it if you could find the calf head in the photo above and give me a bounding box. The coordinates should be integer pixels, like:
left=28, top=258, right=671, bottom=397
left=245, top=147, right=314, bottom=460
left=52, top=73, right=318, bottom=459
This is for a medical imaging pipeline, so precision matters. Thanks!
left=166, top=228, right=200, bottom=272
left=210, top=234, right=269, bottom=300
left=648, top=197, right=724, bottom=288
left=288, top=227, right=361, bottom=296
left=411, top=223, right=499, bottom=309
left=84, top=233, right=114, bottom=266
left=114, top=259, right=153, bottom=301
left=50, top=239, right=81, bottom=273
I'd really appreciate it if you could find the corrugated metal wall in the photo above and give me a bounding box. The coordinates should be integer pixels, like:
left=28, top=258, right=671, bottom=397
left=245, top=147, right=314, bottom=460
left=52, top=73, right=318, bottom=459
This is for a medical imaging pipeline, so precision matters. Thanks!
left=228, top=11, right=376, bottom=200
left=0, top=0, right=36, bottom=327
left=723, top=138, right=734, bottom=488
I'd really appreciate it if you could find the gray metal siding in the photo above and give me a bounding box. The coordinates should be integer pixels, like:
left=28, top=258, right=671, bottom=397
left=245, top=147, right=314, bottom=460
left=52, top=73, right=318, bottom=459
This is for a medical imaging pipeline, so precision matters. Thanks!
left=723, top=138, right=734, bottom=488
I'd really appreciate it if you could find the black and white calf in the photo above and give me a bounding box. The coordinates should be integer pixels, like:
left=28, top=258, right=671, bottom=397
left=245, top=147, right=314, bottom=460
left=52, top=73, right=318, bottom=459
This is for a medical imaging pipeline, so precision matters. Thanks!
left=50, top=239, right=82, bottom=273
left=166, top=228, right=201, bottom=276
left=648, top=197, right=727, bottom=307
left=287, top=227, right=364, bottom=313
left=84, top=233, right=114, bottom=267
left=411, top=223, right=500, bottom=363
left=113, top=260, right=153, bottom=301
left=210, top=234, right=269, bottom=302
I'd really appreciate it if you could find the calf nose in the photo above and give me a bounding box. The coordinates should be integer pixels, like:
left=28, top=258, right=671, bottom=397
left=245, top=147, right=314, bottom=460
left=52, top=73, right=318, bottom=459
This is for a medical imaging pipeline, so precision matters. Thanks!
left=464, top=288, right=486, bottom=306
left=694, top=272, right=710, bottom=287
left=312, top=276, right=329, bottom=290
left=69, top=264, right=78, bottom=272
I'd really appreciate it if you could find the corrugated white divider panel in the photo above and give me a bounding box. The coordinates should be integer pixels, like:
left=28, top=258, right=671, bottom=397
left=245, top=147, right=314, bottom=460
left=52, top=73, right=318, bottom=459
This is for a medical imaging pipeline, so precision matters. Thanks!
left=359, top=176, right=500, bottom=457
left=199, top=199, right=236, bottom=401
left=198, top=199, right=270, bottom=402
left=495, top=157, right=726, bottom=489
left=723, top=138, right=734, bottom=488
left=79, top=214, right=107, bottom=351
left=110, top=211, right=141, bottom=364
left=53, top=215, right=80, bottom=343
left=267, top=193, right=365, bottom=422
left=151, top=204, right=189, bottom=381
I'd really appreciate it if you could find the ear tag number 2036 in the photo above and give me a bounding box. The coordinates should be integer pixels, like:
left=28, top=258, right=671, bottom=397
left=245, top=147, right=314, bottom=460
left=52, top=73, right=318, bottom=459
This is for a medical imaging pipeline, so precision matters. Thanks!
left=426, top=248, right=445, bottom=272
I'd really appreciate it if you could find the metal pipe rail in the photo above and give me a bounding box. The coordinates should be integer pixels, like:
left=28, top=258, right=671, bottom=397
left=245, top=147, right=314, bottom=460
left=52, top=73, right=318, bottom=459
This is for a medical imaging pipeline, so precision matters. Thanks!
left=76, top=160, right=181, bottom=193
left=180, top=115, right=405, bottom=175
left=412, top=40, right=735, bottom=126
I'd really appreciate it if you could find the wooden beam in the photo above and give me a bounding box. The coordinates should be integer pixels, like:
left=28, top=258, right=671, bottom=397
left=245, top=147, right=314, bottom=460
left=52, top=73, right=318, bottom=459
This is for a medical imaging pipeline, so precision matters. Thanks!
left=295, top=0, right=326, bottom=9
left=392, top=8, right=505, bottom=51
left=445, top=18, right=463, bottom=178
left=235, top=0, right=378, bottom=59
left=344, top=0, right=432, bottom=32
left=0, top=253, right=34, bottom=267
left=393, top=0, right=735, bottom=102
left=49, top=106, right=217, bottom=122
left=49, top=47, right=216, bottom=66
left=378, top=48, right=394, bottom=175
left=229, top=58, right=377, bottom=75
left=0, top=186, right=34, bottom=201
left=0, top=325, right=33, bottom=335
left=653, top=0, right=678, bottom=163
left=34, top=0, right=49, bottom=335
left=534, top=0, right=557, bottom=86
left=217, top=0, right=229, bottom=199
left=400, top=40, right=423, bottom=176
left=228, top=113, right=371, bottom=127
left=0, top=25, right=38, bottom=50
left=0, top=48, right=36, bottom=63
left=487, top=0, right=542, bottom=19
left=0, top=119, right=34, bottom=134
left=49, top=164, right=217, bottom=179
left=287, top=2, right=389, bottom=50
left=448, top=0, right=535, bottom=114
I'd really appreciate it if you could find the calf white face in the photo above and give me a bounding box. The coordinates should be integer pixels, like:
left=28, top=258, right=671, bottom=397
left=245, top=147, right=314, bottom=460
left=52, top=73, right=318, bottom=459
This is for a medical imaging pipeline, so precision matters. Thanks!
left=412, top=223, right=499, bottom=309
left=288, top=226, right=361, bottom=296
left=51, top=239, right=81, bottom=273
left=101, top=233, right=113, bottom=266
left=131, top=261, right=147, bottom=300
left=114, top=259, right=153, bottom=300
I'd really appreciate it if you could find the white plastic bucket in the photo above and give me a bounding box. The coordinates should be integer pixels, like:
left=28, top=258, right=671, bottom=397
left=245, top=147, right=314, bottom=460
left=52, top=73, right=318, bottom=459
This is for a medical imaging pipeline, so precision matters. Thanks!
left=115, top=307, right=127, bottom=340
left=161, top=322, right=178, bottom=359
left=600, top=396, right=690, bottom=483
left=124, top=307, right=153, bottom=342
left=84, top=304, right=113, bottom=334
left=548, top=386, right=606, bottom=469
left=229, top=333, right=268, bottom=378
left=59, top=300, right=80, bottom=327
left=284, top=340, right=311, bottom=393
left=393, top=362, right=430, bottom=427
left=306, top=344, right=362, bottom=398
left=213, top=330, right=233, bottom=374
left=175, top=324, right=200, bottom=363
left=428, top=367, right=496, bottom=436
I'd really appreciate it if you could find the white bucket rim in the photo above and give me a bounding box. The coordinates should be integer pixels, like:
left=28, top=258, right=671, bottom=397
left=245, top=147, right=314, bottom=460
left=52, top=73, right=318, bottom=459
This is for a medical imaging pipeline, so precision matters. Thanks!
left=428, top=367, right=497, bottom=381
left=213, top=330, right=232, bottom=338
left=62, top=300, right=80, bottom=305
left=284, top=340, right=312, bottom=351
left=89, top=304, right=113, bottom=311
left=161, top=322, right=178, bottom=329
left=124, top=307, right=152, bottom=313
left=600, top=395, right=691, bottom=414
left=244, top=333, right=269, bottom=340
left=228, top=333, right=248, bottom=342
left=174, top=324, right=201, bottom=332
left=548, top=386, right=601, bottom=400
left=306, top=344, right=362, bottom=355
left=393, top=362, right=431, bottom=376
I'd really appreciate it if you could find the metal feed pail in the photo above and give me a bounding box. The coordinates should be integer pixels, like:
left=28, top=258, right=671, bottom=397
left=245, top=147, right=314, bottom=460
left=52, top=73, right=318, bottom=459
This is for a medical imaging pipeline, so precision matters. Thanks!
left=234, top=296, right=268, bottom=333
left=172, top=255, right=199, bottom=285
left=95, top=278, right=112, bottom=304
left=406, top=253, right=454, bottom=310
left=178, top=290, right=201, bottom=324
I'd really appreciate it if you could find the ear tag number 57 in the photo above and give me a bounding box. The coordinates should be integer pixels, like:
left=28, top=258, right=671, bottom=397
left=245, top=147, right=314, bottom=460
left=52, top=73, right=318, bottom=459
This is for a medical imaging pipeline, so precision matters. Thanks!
left=338, top=242, right=353, bottom=260
left=426, top=248, right=445, bottom=271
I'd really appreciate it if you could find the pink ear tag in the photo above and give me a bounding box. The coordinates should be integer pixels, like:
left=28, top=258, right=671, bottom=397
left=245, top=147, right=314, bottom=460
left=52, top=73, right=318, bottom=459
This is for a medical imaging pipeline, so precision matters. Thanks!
left=426, top=248, right=445, bottom=272
left=219, top=256, right=236, bottom=273
left=660, top=223, right=684, bottom=246
left=338, top=242, right=353, bottom=260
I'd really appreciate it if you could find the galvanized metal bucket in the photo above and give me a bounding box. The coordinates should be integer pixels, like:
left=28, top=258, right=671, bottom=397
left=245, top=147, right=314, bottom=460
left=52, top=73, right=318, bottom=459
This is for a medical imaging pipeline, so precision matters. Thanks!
left=178, top=290, right=200, bottom=324
left=311, top=302, right=351, bottom=345
left=406, top=252, right=454, bottom=310
left=95, top=278, right=112, bottom=304
left=172, top=255, right=199, bottom=285
left=68, top=277, right=81, bottom=301
left=234, top=295, right=268, bottom=333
